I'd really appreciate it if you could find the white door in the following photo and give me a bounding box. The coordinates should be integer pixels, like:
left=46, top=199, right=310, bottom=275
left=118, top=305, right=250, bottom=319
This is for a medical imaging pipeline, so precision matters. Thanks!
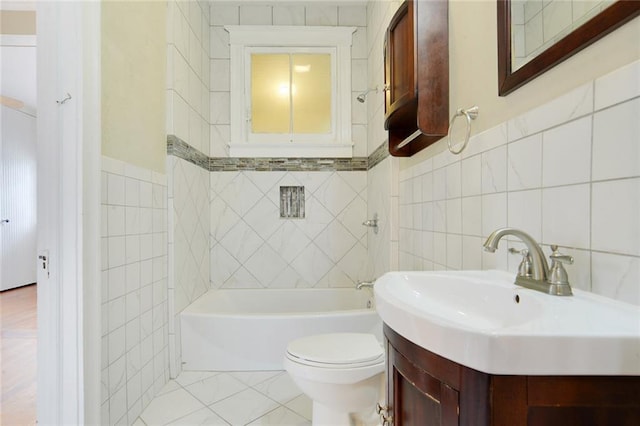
left=0, top=104, right=37, bottom=291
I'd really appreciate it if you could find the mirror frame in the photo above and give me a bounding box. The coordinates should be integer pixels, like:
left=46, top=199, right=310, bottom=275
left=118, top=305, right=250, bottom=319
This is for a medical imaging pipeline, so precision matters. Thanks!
left=497, top=0, right=640, bottom=96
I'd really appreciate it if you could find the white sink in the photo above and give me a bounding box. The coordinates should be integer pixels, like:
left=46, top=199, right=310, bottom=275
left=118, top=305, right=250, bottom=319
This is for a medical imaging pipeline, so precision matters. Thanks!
left=374, top=270, right=640, bottom=375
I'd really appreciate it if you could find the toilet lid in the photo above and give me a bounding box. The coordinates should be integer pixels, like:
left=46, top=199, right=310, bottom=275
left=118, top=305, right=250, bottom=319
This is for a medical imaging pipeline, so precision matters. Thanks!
left=286, top=333, right=384, bottom=366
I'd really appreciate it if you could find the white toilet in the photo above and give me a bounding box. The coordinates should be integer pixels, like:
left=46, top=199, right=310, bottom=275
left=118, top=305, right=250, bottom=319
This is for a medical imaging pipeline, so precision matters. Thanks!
left=284, top=333, right=385, bottom=426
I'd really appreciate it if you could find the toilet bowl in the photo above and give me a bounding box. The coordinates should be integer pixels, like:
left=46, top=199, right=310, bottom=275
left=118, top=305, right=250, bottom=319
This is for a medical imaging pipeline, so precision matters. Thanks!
left=284, top=333, right=385, bottom=426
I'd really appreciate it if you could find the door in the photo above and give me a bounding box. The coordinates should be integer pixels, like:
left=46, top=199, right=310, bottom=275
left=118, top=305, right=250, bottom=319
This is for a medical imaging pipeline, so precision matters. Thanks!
left=384, top=0, right=414, bottom=117
left=389, top=343, right=460, bottom=426
left=0, top=104, right=37, bottom=291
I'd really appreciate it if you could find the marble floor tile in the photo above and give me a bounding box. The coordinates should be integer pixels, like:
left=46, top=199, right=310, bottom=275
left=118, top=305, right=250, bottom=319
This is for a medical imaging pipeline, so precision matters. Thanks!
left=136, top=370, right=312, bottom=426
left=139, top=387, right=207, bottom=425
left=252, top=372, right=302, bottom=404
left=170, top=407, right=230, bottom=425
left=185, top=373, right=248, bottom=405
left=209, top=388, right=280, bottom=425
left=246, top=406, right=310, bottom=426
left=175, top=371, right=221, bottom=387
left=284, top=394, right=313, bottom=421
left=229, top=371, right=281, bottom=387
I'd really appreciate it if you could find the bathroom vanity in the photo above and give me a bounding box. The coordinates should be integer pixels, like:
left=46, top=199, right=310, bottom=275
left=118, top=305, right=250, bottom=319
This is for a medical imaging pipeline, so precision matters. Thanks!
left=373, top=270, right=640, bottom=426
left=384, top=325, right=640, bottom=425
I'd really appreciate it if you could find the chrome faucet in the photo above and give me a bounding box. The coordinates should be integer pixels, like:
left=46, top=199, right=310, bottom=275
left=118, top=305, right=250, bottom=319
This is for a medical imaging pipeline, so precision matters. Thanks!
left=356, top=280, right=375, bottom=290
left=483, top=228, right=573, bottom=296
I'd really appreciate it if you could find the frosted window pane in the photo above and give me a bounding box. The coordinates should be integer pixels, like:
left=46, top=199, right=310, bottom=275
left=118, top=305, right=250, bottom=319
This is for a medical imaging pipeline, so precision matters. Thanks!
left=251, top=54, right=290, bottom=134
left=292, top=54, right=331, bottom=134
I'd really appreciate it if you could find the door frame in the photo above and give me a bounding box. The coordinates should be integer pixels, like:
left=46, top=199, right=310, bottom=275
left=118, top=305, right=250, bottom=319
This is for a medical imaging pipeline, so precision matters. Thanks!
left=36, top=2, right=101, bottom=424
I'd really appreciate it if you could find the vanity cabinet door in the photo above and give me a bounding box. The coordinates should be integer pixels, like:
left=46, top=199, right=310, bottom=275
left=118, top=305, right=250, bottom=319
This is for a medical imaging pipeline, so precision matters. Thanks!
left=384, top=0, right=414, bottom=118
left=390, top=347, right=459, bottom=426
left=385, top=324, right=491, bottom=426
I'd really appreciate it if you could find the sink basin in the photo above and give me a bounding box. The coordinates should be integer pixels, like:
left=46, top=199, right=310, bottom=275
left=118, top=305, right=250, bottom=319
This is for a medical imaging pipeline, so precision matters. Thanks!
left=374, top=270, right=640, bottom=375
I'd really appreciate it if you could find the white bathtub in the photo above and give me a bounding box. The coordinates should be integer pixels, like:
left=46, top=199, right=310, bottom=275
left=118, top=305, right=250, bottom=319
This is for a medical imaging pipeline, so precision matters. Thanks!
left=180, top=288, right=382, bottom=371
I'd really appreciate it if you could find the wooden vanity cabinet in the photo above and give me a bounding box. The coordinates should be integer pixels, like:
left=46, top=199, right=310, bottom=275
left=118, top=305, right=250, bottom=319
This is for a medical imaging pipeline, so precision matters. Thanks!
left=384, top=0, right=449, bottom=157
left=384, top=324, right=640, bottom=426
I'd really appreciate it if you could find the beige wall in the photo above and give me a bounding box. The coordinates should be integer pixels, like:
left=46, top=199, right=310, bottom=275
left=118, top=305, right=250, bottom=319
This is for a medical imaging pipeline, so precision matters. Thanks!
left=0, top=10, right=36, bottom=35
left=101, top=1, right=167, bottom=173
left=405, top=0, right=640, bottom=168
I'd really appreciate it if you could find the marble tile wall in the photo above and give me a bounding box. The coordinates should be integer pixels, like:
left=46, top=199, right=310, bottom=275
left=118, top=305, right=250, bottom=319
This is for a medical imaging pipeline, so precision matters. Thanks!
left=166, top=0, right=211, bottom=156
left=210, top=170, right=368, bottom=288
left=209, top=1, right=369, bottom=157
left=397, top=60, right=640, bottom=305
left=367, top=155, right=399, bottom=280
left=101, top=157, right=169, bottom=425
left=166, top=0, right=211, bottom=380
left=363, top=1, right=401, bottom=279
left=167, top=155, right=210, bottom=379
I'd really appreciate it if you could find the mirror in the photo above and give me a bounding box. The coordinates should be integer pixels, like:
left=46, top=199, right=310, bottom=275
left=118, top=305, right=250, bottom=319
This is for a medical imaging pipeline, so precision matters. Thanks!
left=498, top=0, right=640, bottom=96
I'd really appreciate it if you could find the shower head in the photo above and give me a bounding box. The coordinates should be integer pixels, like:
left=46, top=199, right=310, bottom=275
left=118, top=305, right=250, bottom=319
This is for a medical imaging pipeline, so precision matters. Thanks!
left=356, top=86, right=378, bottom=103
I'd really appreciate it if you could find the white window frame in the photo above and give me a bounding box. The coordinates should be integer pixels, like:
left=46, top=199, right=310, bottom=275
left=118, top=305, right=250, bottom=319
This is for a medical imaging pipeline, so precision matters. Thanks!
left=226, top=25, right=356, bottom=158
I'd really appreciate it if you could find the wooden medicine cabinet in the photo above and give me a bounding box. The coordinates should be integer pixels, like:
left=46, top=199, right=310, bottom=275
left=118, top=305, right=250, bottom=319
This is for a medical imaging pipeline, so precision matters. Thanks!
left=384, top=0, right=449, bottom=157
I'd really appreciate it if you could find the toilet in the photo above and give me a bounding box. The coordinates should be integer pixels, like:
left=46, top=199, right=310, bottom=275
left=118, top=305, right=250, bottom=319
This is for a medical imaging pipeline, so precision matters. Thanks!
left=284, top=333, right=385, bottom=426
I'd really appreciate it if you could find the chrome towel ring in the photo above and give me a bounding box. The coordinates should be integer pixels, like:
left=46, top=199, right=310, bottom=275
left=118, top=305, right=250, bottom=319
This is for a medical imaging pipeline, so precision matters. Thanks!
left=447, top=105, right=479, bottom=155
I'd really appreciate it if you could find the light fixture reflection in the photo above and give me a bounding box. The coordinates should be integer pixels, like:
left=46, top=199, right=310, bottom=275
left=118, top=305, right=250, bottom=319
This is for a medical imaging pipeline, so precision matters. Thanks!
left=294, top=64, right=311, bottom=73
left=277, top=83, right=297, bottom=97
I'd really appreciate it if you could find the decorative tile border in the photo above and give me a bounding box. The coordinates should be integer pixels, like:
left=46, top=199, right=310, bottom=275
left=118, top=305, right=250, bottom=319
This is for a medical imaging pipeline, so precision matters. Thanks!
left=167, top=135, right=210, bottom=170
left=167, top=135, right=389, bottom=172
left=368, top=140, right=389, bottom=169
left=209, top=156, right=368, bottom=171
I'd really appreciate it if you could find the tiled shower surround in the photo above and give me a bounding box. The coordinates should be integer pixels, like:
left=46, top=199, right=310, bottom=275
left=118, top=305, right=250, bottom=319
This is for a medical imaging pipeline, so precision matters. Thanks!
left=101, top=157, right=170, bottom=425
left=398, top=60, right=640, bottom=306
left=210, top=169, right=368, bottom=288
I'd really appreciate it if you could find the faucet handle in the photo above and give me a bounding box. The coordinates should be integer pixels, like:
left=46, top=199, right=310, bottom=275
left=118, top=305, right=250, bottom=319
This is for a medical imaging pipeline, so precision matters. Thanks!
left=508, top=247, right=526, bottom=256
left=548, top=245, right=573, bottom=290
left=549, top=245, right=574, bottom=264
left=509, top=248, right=533, bottom=277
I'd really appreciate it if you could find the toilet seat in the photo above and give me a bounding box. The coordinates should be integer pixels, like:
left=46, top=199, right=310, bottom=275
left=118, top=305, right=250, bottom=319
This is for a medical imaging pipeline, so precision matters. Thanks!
left=284, top=333, right=385, bottom=385
left=286, top=333, right=384, bottom=369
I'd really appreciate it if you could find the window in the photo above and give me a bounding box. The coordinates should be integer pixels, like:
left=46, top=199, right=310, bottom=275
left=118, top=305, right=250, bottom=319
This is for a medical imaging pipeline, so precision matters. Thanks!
left=226, top=26, right=356, bottom=158
left=250, top=51, right=332, bottom=137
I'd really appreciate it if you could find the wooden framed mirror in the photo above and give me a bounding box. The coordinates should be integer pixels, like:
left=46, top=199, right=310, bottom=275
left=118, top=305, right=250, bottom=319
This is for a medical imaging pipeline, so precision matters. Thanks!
left=497, top=0, right=640, bottom=96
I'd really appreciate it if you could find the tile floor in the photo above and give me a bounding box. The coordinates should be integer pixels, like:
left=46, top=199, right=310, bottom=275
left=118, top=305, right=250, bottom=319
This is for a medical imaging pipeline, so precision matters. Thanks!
left=134, top=370, right=312, bottom=425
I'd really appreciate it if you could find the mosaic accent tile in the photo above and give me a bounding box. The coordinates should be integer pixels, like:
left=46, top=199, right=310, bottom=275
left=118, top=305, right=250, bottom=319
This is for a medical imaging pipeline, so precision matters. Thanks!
left=280, top=186, right=305, bottom=219
left=209, top=156, right=369, bottom=172
left=167, top=135, right=388, bottom=172
left=166, top=135, right=209, bottom=170
left=368, top=140, right=389, bottom=169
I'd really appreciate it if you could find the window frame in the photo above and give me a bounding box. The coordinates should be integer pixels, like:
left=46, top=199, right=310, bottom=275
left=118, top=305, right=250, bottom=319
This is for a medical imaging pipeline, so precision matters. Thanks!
left=226, top=25, right=356, bottom=158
